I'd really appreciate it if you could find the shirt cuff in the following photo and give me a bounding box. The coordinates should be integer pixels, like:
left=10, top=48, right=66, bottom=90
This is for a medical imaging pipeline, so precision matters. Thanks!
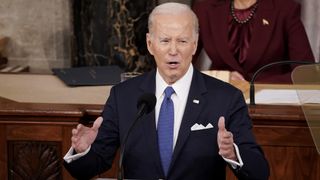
left=63, top=145, right=91, bottom=163
left=222, top=143, right=244, bottom=169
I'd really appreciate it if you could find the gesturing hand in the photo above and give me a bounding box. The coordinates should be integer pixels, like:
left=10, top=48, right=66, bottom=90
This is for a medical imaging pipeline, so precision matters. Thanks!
left=217, top=116, right=237, bottom=161
left=71, top=116, right=103, bottom=153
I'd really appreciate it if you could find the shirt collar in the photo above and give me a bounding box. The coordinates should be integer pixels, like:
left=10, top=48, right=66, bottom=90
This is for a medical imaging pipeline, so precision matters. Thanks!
left=156, top=65, right=194, bottom=99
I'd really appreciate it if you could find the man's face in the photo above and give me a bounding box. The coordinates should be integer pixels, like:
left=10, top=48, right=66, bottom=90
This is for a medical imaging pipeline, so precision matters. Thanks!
left=146, top=13, right=198, bottom=84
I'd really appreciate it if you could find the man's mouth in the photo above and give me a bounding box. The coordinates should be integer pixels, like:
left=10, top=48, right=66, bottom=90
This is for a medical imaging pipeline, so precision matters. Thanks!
left=167, top=61, right=180, bottom=69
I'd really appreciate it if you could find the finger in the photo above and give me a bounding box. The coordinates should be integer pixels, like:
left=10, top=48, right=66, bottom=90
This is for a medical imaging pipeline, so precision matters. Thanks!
left=218, top=116, right=226, bottom=131
left=219, top=144, right=236, bottom=160
left=220, top=138, right=233, bottom=146
left=221, top=131, right=233, bottom=139
left=218, top=131, right=233, bottom=148
left=218, top=140, right=234, bottom=152
left=219, top=147, right=232, bottom=154
left=71, top=141, right=76, bottom=149
left=92, top=116, right=103, bottom=130
left=71, top=136, right=77, bottom=143
left=219, top=145, right=233, bottom=152
left=72, top=128, right=77, bottom=136
left=219, top=149, right=234, bottom=158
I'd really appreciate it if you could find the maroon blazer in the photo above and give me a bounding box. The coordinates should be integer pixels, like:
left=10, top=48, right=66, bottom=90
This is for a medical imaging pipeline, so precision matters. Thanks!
left=193, top=0, right=315, bottom=83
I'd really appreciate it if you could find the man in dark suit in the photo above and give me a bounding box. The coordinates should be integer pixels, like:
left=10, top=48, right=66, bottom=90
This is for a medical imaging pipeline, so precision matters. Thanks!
left=193, top=0, right=315, bottom=83
left=64, top=2, right=269, bottom=179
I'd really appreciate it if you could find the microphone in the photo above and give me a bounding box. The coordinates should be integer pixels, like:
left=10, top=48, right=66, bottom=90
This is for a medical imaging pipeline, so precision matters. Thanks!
left=118, top=93, right=157, bottom=180
left=136, top=93, right=157, bottom=118
left=249, top=60, right=317, bottom=105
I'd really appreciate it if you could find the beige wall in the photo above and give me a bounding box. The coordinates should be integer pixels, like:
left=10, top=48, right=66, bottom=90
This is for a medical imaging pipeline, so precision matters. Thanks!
left=0, top=0, right=72, bottom=73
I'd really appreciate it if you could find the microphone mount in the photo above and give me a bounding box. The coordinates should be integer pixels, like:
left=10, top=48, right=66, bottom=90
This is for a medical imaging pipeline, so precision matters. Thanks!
left=250, top=60, right=317, bottom=105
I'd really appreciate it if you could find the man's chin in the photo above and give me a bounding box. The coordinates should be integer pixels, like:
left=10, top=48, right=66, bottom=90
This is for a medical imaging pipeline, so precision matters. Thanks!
left=167, top=74, right=181, bottom=84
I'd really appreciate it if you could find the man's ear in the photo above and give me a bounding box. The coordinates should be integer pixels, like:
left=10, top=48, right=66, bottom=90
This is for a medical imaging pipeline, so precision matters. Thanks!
left=146, top=33, right=154, bottom=55
left=192, top=38, right=198, bottom=55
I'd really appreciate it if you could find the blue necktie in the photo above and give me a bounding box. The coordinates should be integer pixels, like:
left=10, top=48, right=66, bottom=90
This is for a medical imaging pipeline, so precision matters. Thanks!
left=158, top=86, right=175, bottom=176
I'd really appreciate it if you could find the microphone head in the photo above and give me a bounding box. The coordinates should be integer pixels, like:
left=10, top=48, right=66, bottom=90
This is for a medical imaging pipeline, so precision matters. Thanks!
left=137, top=93, right=157, bottom=114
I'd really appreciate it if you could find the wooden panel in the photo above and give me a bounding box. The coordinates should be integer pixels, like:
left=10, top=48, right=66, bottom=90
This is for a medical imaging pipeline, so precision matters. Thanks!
left=263, top=146, right=320, bottom=180
left=0, top=125, right=8, bottom=180
left=8, top=141, right=62, bottom=179
left=249, top=105, right=305, bottom=124
left=7, top=125, right=62, bottom=141
left=254, top=126, right=314, bottom=146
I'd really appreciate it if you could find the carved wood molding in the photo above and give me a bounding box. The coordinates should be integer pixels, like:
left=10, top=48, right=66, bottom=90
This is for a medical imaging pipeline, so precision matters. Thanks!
left=8, top=141, right=61, bottom=180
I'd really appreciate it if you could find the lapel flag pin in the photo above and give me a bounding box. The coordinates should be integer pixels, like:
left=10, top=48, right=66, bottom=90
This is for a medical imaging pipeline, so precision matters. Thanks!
left=262, top=19, right=269, bottom=25
left=193, top=99, right=200, bottom=104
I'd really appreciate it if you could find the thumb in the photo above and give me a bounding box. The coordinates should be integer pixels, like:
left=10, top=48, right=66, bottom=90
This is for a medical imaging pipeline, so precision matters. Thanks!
left=218, top=116, right=226, bottom=131
left=92, top=116, right=103, bottom=130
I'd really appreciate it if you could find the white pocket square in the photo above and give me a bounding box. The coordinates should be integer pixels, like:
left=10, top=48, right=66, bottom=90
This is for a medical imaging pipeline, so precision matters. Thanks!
left=191, top=123, right=214, bottom=131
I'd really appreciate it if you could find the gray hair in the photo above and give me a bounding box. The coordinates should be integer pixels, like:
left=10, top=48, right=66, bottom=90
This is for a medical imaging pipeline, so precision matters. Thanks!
left=148, top=2, right=199, bottom=36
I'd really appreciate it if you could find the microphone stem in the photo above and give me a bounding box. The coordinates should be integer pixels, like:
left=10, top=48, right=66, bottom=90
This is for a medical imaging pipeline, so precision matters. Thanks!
left=118, top=106, right=146, bottom=180
left=249, top=60, right=315, bottom=105
left=250, top=83, right=255, bottom=105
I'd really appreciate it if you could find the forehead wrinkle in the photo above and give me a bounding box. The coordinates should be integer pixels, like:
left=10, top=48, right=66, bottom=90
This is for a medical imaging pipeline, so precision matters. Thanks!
left=153, top=19, right=195, bottom=40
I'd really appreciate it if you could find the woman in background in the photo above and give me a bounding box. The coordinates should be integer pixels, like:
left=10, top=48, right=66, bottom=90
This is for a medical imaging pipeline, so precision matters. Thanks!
left=192, top=0, right=314, bottom=83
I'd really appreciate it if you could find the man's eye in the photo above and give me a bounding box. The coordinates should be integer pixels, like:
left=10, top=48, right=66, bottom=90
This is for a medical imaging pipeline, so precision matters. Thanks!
left=160, top=39, right=169, bottom=43
left=178, top=40, right=188, bottom=43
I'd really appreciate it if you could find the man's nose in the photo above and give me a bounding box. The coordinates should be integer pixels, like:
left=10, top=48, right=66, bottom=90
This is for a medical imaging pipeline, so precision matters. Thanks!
left=169, top=42, right=178, bottom=55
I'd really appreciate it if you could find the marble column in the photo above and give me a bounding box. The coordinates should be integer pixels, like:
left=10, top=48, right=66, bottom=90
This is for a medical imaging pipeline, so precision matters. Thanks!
left=73, top=0, right=157, bottom=72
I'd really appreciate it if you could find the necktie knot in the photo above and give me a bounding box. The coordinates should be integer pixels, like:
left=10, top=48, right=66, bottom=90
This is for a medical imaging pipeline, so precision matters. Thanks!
left=164, top=86, right=175, bottom=99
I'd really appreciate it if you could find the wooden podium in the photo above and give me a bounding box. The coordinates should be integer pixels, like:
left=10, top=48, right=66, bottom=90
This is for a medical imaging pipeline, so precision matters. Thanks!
left=0, top=73, right=319, bottom=180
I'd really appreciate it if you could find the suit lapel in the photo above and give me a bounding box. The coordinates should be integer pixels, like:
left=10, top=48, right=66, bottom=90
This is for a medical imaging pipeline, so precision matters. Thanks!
left=143, top=111, right=164, bottom=173
left=139, top=70, right=164, bottom=174
left=169, top=70, right=207, bottom=172
left=245, top=0, right=276, bottom=71
left=209, top=0, right=245, bottom=74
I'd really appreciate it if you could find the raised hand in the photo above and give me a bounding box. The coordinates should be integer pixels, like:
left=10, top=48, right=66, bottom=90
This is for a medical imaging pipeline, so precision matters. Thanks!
left=71, top=116, right=103, bottom=153
left=217, top=116, right=237, bottom=161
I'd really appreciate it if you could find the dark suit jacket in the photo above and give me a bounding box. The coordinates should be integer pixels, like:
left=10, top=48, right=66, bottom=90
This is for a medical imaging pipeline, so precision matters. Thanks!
left=193, top=0, right=314, bottom=83
left=64, top=69, right=269, bottom=180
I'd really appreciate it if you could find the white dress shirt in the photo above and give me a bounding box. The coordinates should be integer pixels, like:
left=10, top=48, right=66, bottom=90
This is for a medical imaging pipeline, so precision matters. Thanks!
left=155, top=64, right=193, bottom=148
